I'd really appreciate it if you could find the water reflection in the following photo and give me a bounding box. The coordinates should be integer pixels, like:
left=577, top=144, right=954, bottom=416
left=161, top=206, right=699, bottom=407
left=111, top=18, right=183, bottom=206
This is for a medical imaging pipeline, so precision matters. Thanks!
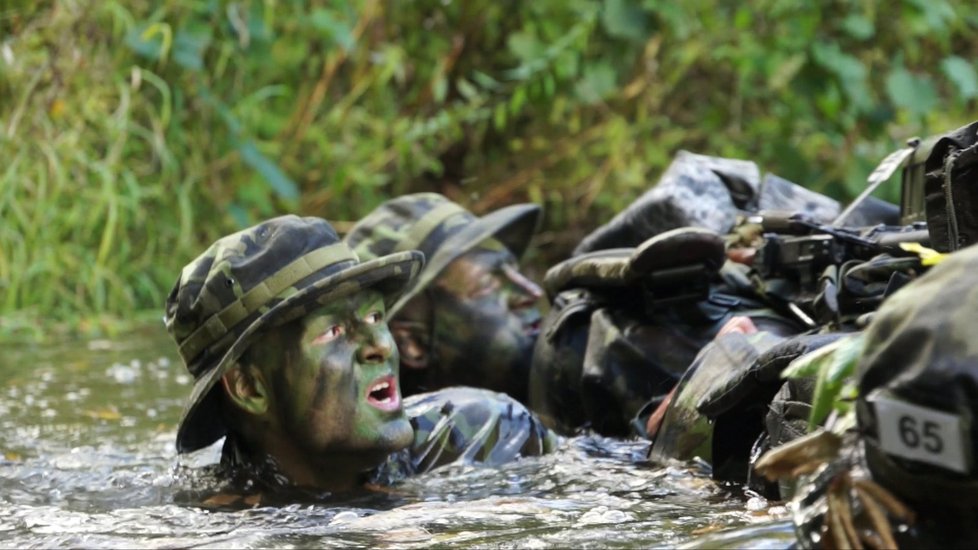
left=0, top=323, right=789, bottom=548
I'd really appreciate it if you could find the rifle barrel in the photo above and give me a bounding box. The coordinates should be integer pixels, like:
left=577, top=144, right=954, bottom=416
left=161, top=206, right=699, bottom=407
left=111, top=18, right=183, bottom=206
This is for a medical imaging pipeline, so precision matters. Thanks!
left=875, top=229, right=931, bottom=246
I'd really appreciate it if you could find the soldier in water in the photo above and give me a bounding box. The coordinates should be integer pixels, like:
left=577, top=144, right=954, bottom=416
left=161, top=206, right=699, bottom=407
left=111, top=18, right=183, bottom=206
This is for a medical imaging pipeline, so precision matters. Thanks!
left=343, top=193, right=544, bottom=404
left=164, top=215, right=556, bottom=503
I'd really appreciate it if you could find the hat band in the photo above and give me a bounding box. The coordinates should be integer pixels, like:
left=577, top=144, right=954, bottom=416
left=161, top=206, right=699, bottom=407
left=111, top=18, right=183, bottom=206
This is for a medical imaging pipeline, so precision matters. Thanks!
left=393, top=201, right=467, bottom=254
left=179, top=243, right=357, bottom=363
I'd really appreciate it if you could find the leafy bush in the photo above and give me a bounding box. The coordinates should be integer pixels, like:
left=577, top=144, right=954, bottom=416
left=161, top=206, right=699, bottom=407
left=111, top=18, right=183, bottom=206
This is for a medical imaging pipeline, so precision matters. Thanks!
left=1, top=0, right=976, bottom=329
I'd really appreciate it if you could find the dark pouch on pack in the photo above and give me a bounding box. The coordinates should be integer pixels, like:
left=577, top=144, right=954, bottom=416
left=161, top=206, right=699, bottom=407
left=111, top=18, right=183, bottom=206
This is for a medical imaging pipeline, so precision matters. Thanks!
left=919, top=120, right=978, bottom=251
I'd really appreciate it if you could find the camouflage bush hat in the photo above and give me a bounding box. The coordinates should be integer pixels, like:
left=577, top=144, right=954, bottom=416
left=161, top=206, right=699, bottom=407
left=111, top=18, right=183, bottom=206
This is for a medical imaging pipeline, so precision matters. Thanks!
left=855, top=242, right=978, bottom=509
left=343, top=192, right=541, bottom=315
left=165, top=215, right=423, bottom=453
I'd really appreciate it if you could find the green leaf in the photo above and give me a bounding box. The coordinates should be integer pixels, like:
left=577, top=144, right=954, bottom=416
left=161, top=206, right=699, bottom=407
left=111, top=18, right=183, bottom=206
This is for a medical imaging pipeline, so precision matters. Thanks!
left=576, top=62, right=616, bottom=104
left=801, top=333, right=865, bottom=430
left=646, top=2, right=691, bottom=39
left=125, top=22, right=168, bottom=61
left=904, top=0, right=955, bottom=32
left=433, top=73, right=448, bottom=103
left=814, top=83, right=843, bottom=119
left=885, top=66, right=938, bottom=116
left=471, top=70, right=501, bottom=90
left=228, top=203, right=252, bottom=228
left=507, top=31, right=543, bottom=62
left=810, top=41, right=871, bottom=112
left=172, top=24, right=212, bottom=71
left=493, top=102, right=508, bottom=130
left=941, top=56, right=978, bottom=100
left=244, top=2, right=272, bottom=44
left=236, top=141, right=299, bottom=201
left=811, top=42, right=864, bottom=85
left=841, top=14, right=874, bottom=40
left=768, top=53, right=806, bottom=90
left=808, top=365, right=837, bottom=432
left=509, top=86, right=527, bottom=115
left=733, top=7, right=752, bottom=31
left=783, top=339, right=838, bottom=379
left=601, top=0, right=648, bottom=41
left=456, top=78, right=479, bottom=101
left=542, top=72, right=556, bottom=98
left=309, top=9, right=355, bottom=51
left=825, top=333, right=862, bottom=383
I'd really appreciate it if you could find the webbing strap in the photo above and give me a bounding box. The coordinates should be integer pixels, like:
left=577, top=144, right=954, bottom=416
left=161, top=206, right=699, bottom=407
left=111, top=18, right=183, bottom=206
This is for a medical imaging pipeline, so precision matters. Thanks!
left=394, top=202, right=467, bottom=253
left=179, top=244, right=355, bottom=360
left=944, top=148, right=962, bottom=250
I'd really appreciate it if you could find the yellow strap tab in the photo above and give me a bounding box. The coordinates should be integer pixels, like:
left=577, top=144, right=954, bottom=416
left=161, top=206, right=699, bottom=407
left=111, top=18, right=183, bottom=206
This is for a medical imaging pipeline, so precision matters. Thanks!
left=180, top=244, right=355, bottom=361
left=394, top=202, right=467, bottom=253
left=899, top=242, right=947, bottom=266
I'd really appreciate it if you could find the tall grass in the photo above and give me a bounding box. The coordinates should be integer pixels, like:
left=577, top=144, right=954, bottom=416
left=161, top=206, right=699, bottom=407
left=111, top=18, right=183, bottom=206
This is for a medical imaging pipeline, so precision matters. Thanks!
left=1, top=0, right=977, bottom=339
left=0, top=2, right=197, bottom=337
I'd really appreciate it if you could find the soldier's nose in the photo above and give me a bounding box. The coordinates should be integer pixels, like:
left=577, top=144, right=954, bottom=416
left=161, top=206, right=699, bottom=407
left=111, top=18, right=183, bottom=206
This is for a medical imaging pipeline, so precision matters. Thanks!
left=503, top=264, right=542, bottom=310
left=357, top=334, right=392, bottom=364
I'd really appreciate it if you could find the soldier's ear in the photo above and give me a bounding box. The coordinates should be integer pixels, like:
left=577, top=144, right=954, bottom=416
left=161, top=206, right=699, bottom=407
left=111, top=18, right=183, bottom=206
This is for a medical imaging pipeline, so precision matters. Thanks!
left=390, top=319, right=431, bottom=370
left=221, top=363, right=270, bottom=416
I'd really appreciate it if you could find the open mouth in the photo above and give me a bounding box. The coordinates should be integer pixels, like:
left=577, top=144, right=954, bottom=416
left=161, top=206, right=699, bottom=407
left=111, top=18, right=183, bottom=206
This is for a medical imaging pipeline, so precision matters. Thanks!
left=523, top=316, right=542, bottom=338
left=365, top=374, right=401, bottom=412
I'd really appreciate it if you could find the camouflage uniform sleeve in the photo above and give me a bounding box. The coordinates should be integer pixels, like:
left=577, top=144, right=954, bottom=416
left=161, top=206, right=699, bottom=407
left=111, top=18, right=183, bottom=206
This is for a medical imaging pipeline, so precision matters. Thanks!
left=372, top=387, right=560, bottom=482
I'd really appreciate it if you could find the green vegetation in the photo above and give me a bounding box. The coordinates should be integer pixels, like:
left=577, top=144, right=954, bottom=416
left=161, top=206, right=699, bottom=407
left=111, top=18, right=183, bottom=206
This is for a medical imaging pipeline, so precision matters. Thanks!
left=2, top=0, right=977, bottom=338
left=782, top=333, right=863, bottom=432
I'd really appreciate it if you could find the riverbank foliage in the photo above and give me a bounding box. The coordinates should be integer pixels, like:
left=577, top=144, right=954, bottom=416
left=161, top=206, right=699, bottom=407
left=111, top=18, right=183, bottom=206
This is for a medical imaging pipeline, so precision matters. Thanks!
left=2, top=0, right=977, bottom=336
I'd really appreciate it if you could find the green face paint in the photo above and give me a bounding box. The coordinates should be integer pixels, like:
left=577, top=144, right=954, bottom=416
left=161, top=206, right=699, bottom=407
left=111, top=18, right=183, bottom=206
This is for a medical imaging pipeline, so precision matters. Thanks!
left=261, top=289, right=414, bottom=457
left=421, top=241, right=542, bottom=403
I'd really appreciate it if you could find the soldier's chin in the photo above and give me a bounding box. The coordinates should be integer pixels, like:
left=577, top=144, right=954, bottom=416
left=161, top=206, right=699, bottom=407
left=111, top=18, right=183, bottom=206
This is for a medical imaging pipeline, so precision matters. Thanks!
left=375, top=416, right=414, bottom=451
left=504, top=323, right=539, bottom=353
left=519, top=341, right=536, bottom=371
left=496, top=342, right=535, bottom=403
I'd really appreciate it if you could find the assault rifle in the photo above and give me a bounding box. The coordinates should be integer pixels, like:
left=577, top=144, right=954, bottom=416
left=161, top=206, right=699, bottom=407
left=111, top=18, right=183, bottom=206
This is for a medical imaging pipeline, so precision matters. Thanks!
left=750, top=144, right=938, bottom=328
left=749, top=131, right=945, bottom=323
left=750, top=212, right=930, bottom=328
left=752, top=211, right=930, bottom=289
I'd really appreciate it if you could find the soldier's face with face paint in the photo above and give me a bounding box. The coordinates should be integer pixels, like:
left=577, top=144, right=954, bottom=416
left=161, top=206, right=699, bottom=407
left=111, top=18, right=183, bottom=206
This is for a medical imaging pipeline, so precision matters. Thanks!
left=264, top=289, right=413, bottom=458
left=423, top=240, right=542, bottom=402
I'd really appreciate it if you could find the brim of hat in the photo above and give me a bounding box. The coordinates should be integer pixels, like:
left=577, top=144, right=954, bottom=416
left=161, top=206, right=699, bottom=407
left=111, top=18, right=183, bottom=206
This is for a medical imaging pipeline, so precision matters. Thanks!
left=175, top=250, right=423, bottom=453
left=389, top=203, right=541, bottom=316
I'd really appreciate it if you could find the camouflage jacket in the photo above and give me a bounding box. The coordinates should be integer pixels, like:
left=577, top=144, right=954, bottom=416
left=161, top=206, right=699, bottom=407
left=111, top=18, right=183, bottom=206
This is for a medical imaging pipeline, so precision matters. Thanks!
left=369, top=386, right=560, bottom=484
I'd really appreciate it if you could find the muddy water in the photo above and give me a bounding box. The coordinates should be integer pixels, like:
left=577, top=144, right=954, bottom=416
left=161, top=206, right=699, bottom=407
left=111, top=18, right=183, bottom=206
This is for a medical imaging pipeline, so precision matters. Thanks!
left=0, top=323, right=795, bottom=548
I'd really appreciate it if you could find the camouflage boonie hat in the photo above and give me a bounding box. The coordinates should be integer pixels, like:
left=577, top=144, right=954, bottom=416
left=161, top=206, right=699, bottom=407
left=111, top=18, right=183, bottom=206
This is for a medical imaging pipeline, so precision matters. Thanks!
left=165, top=215, right=423, bottom=453
left=855, top=242, right=978, bottom=508
left=343, top=193, right=541, bottom=315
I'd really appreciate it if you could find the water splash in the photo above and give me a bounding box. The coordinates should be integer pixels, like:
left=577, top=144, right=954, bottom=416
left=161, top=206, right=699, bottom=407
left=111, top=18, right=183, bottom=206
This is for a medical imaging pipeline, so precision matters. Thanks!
left=0, top=323, right=785, bottom=548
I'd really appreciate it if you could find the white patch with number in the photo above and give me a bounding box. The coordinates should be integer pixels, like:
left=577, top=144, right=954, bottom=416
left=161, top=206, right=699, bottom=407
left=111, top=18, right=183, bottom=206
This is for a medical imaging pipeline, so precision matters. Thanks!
left=870, top=393, right=970, bottom=474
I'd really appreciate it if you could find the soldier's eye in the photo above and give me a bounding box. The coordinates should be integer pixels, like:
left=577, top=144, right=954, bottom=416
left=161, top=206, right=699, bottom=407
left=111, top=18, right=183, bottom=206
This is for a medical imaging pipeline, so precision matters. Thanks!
left=311, top=325, right=344, bottom=345
left=364, top=311, right=383, bottom=325
left=470, top=274, right=500, bottom=298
